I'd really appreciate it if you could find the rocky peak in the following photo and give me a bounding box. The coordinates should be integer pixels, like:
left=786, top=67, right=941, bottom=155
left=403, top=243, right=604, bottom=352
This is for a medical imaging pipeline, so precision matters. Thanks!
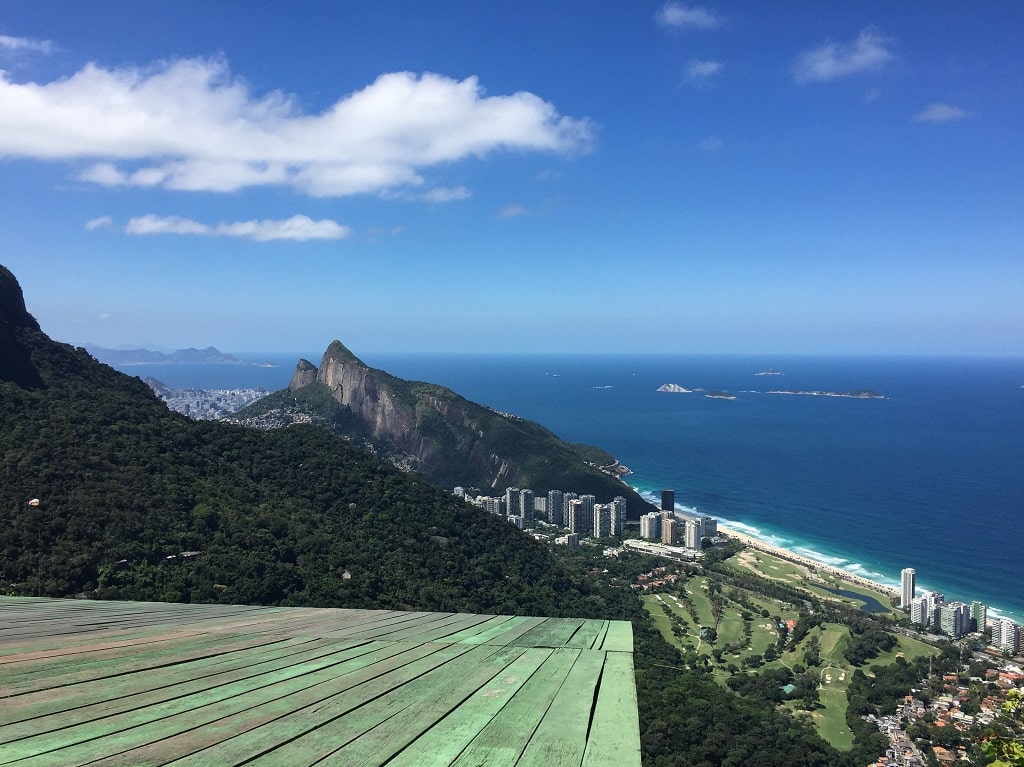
left=0, top=265, right=45, bottom=388
left=288, top=359, right=319, bottom=391
left=0, top=265, right=41, bottom=332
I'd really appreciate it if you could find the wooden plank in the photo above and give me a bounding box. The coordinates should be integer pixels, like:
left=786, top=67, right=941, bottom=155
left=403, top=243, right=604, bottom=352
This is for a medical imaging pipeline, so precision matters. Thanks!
left=0, top=633, right=305, bottom=694
left=600, top=620, right=634, bottom=652
left=582, top=652, right=642, bottom=767
left=512, top=618, right=586, bottom=648
left=66, top=641, right=447, bottom=767
left=515, top=649, right=606, bottom=766
left=446, top=615, right=531, bottom=646
left=159, top=641, right=478, bottom=767
left=363, top=613, right=493, bottom=643
left=0, top=640, right=445, bottom=767
left=248, top=643, right=521, bottom=766
left=468, top=615, right=547, bottom=648
left=313, top=646, right=528, bottom=767
left=383, top=647, right=554, bottom=767
left=448, top=648, right=581, bottom=766
left=328, top=612, right=453, bottom=641
left=0, top=641, right=413, bottom=765
left=436, top=614, right=516, bottom=644
left=1, top=637, right=370, bottom=726
left=564, top=619, right=608, bottom=649
left=0, top=599, right=641, bottom=767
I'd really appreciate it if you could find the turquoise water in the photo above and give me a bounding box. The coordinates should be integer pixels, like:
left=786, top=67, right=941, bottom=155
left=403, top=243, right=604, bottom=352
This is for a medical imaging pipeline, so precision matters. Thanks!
left=116, top=352, right=1024, bottom=623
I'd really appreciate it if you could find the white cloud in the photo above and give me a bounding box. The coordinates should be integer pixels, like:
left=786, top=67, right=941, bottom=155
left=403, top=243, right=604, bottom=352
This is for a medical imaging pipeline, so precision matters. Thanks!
left=0, top=34, right=54, bottom=54
left=915, top=102, right=974, bottom=123
left=793, top=29, right=894, bottom=84
left=125, top=214, right=352, bottom=242
left=496, top=203, right=527, bottom=219
left=85, top=215, right=112, bottom=230
left=422, top=186, right=471, bottom=202
left=655, top=3, right=720, bottom=30
left=0, top=58, right=593, bottom=198
left=698, top=137, right=723, bottom=152
left=686, top=59, right=723, bottom=85
left=98, top=312, right=111, bottom=320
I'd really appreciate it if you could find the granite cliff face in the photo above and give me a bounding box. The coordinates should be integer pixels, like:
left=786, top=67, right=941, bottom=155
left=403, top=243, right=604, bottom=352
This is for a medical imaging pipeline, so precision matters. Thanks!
left=288, top=341, right=518, bottom=488
left=277, top=340, right=649, bottom=513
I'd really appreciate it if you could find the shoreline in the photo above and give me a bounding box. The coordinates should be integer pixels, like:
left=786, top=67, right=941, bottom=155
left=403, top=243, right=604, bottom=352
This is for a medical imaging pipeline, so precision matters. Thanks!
left=716, top=524, right=900, bottom=602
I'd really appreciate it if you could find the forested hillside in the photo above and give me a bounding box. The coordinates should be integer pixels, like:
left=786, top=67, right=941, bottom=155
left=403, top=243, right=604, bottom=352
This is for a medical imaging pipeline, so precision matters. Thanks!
left=0, top=269, right=594, bottom=615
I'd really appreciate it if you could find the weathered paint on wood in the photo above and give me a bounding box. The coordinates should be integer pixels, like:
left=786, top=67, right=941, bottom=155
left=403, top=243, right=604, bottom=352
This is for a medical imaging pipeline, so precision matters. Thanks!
left=0, top=596, right=639, bottom=766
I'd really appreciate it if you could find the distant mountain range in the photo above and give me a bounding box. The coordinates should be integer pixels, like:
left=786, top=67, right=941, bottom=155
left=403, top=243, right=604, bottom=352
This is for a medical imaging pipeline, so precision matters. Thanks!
left=85, top=344, right=241, bottom=365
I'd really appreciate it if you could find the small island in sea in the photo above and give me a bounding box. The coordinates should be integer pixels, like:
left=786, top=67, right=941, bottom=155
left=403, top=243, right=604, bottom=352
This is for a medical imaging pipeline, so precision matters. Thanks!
left=768, top=389, right=886, bottom=399
left=657, top=383, right=692, bottom=393
left=755, top=368, right=784, bottom=376
left=705, top=390, right=736, bottom=400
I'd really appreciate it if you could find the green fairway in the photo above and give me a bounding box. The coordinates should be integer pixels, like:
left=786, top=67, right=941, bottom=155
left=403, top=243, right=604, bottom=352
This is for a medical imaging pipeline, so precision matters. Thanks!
left=814, top=685, right=854, bottom=751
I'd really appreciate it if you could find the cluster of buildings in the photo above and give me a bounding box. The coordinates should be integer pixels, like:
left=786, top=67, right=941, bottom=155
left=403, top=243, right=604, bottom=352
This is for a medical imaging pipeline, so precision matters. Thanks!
left=900, top=568, right=1021, bottom=652
left=869, top=666, right=1024, bottom=767
left=638, top=489, right=717, bottom=550
left=454, top=486, right=628, bottom=539
left=146, top=379, right=269, bottom=420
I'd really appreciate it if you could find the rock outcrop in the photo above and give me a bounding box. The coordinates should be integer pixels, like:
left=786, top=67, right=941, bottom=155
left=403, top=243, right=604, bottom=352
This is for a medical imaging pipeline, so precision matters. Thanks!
left=277, top=340, right=651, bottom=513
left=288, top=358, right=319, bottom=391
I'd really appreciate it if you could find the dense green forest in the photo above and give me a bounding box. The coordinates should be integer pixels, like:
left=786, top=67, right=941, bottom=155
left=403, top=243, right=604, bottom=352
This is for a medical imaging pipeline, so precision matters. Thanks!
left=1, top=264, right=882, bottom=765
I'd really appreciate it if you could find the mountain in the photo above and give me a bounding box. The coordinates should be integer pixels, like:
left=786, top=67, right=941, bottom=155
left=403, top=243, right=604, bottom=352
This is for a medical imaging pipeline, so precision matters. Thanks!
left=0, top=265, right=601, bottom=615
left=85, top=344, right=241, bottom=364
left=0, top=266, right=44, bottom=389
left=234, top=340, right=654, bottom=517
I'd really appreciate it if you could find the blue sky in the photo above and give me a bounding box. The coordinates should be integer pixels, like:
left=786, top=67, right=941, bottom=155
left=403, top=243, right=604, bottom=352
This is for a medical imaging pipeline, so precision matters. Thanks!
left=1, top=1, right=1021, bottom=355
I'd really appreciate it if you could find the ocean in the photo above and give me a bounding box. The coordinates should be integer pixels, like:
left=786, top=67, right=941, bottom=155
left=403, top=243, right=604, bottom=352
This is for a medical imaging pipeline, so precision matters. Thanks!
left=116, top=352, right=1024, bottom=623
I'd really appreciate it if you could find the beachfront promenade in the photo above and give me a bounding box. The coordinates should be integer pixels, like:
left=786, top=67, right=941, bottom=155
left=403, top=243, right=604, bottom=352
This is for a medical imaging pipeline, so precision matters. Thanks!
left=719, top=526, right=901, bottom=602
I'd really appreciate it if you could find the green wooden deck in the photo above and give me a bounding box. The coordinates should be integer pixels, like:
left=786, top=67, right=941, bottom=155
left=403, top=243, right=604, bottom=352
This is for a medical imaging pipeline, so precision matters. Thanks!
left=0, top=597, right=639, bottom=766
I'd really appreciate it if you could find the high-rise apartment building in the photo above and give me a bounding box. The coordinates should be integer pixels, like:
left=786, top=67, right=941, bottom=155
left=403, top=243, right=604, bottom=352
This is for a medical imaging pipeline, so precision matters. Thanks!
left=593, top=503, right=613, bottom=538
left=547, top=490, right=564, bottom=526
left=611, top=496, right=627, bottom=536
left=971, top=601, right=987, bottom=633
left=562, top=492, right=578, bottom=525
left=568, top=499, right=590, bottom=536
left=640, top=512, right=662, bottom=540
left=503, top=487, right=519, bottom=519
left=900, top=568, right=917, bottom=608
left=661, top=489, right=675, bottom=512
left=992, top=619, right=1021, bottom=653
left=938, top=601, right=970, bottom=638
left=910, top=596, right=930, bottom=626
left=661, top=517, right=679, bottom=545
left=683, top=516, right=717, bottom=549
left=927, top=592, right=945, bottom=626
left=519, top=489, right=535, bottom=523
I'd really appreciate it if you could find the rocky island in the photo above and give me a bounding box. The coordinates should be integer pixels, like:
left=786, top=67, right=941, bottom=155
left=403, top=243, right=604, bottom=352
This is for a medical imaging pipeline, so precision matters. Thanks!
left=705, top=390, right=737, bottom=400
left=657, top=383, right=693, bottom=393
left=768, top=389, right=885, bottom=399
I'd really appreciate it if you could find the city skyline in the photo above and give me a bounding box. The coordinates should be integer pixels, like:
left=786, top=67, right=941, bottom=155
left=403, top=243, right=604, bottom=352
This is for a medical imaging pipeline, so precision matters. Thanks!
left=1, top=2, right=1021, bottom=355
